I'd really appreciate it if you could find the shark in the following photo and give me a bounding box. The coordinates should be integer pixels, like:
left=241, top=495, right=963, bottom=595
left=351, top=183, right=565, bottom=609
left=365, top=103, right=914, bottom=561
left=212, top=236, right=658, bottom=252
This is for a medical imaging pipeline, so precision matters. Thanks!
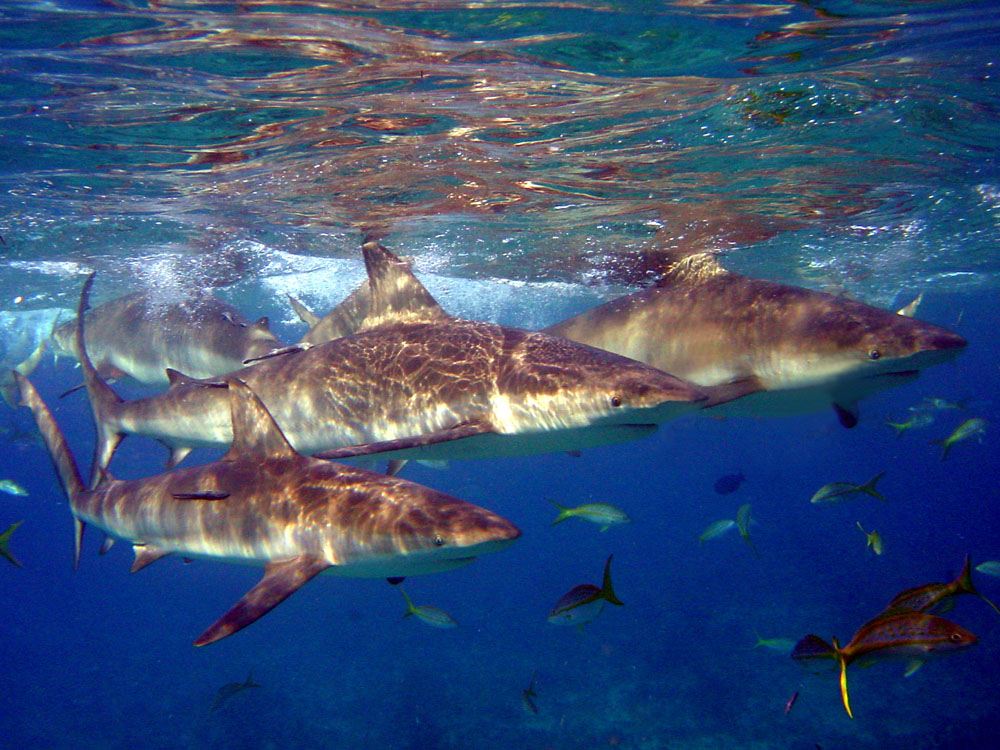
left=15, top=371, right=520, bottom=646
left=543, top=253, right=967, bottom=427
left=0, top=306, right=73, bottom=406
left=50, top=289, right=282, bottom=389
left=77, top=242, right=713, bottom=478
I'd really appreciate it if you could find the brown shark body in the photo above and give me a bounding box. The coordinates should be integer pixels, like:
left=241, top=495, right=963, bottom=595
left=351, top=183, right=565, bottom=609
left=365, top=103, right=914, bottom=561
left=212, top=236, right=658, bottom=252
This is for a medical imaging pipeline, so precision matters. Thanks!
left=79, top=243, right=711, bottom=476
left=543, top=253, right=967, bottom=426
left=51, top=290, right=281, bottom=388
left=15, top=372, right=520, bottom=646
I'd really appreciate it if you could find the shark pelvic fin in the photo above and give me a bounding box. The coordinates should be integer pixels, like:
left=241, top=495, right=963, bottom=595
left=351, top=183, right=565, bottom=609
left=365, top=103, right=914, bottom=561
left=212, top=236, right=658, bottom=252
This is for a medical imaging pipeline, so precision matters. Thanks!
left=312, top=419, right=495, bottom=461
left=99, top=534, right=116, bottom=555
left=164, top=444, right=194, bottom=470
left=359, top=240, right=449, bottom=330
left=131, top=543, right=170, bottom=573
left=194, top=555, right=330, bottom=646
left=224, top=379, right=298, bottom=460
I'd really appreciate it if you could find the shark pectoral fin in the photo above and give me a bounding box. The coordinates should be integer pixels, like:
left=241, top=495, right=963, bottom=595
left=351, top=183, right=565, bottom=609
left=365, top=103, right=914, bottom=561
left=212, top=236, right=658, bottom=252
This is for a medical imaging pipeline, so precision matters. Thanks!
left=833, top=402, right=859, bottom=429
left=312, top=420, right=496, bottom=461
left=701, top=376, right=765, bottom=408
left=131, top=543, right=171, bottom=573
left=164, top=444, right=193, bottom=470
left=194, top=555, right=331, bottom=647
left=99, top=534, right=116, bottom=555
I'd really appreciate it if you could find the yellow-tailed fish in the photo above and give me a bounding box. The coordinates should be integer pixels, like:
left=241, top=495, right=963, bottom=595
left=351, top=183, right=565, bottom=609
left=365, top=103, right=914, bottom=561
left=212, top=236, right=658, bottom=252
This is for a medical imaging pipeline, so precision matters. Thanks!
left=886, top=554, right=1000, bottom=615
left=0, top=520, right=23, bottom=567
left=931, top=417, right=986, bottom=460
left=399, top=586, right=458, bottom=628
left=547, top=554, right=623, bottom=628
left=0, top=479, right=28, bottom=497
left=210, top=670, right=261, bottom=712
left=792, top=610, right=977, bottom=718
left=736, top=503, right=760, bottom=560
left=547, top=498, right=631, bottom=532
left=810, top=471, right=887, bottom=504
left=885, top=412, right=934, bottom=438
left=698, top=518, right=735, bottom=545
left=857, top=522, right=883, bottom=555
left=974, top=560, right=1000, bottom=577
left=521, top=671, right=538, bottom=715
left=752, top=630, right=796, bottom=655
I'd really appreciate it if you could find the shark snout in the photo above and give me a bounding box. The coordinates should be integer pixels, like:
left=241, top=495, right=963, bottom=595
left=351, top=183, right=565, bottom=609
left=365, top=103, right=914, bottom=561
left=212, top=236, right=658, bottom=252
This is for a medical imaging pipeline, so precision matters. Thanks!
left=922, top=329, right=967, bottom=353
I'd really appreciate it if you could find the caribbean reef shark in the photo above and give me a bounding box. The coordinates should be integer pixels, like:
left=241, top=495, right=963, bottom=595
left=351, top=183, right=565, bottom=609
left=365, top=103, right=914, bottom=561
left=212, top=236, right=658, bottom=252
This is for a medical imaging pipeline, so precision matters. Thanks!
left=79, top=241, right=712, bottom=477
left=51, top=289, right=282, bottom=389
left=544, top=252, right=967, bottom=427
left=16, top=371, right=520, bottom=646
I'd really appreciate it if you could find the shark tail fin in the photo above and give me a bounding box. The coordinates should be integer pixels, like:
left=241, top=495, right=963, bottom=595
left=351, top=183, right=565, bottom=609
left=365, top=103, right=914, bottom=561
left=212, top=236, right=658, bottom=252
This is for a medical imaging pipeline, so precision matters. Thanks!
left=600, top=554, right=624, bottom=607
left=74, top=275, right=126, bottom=487
left=359, top=240, right=449, bottom=330
left=14, top=372, right=87, bottom=568
left=861, top=471, right=887, bottom=501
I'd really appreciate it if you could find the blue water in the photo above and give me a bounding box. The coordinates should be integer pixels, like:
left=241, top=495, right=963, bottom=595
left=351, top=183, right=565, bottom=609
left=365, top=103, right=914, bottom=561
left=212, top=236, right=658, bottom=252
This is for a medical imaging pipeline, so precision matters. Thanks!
left=2, top=0, right=1000, bottom=748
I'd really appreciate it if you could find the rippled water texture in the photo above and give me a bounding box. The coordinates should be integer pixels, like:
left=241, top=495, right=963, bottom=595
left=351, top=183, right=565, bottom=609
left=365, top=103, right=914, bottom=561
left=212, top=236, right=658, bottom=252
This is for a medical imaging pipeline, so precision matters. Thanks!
left=2, top=0, right=998, bottom=300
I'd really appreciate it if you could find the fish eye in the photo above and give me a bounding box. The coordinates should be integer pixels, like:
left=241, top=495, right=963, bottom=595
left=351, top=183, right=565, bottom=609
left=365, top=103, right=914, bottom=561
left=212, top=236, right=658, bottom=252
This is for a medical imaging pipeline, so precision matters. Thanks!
left=433, top=535, right=445, bottom=547
left=950, top=632, right=963, bottom=642
left=868, top=349, right=881, bottom=360
left=610, top=396, right=622, bottom=408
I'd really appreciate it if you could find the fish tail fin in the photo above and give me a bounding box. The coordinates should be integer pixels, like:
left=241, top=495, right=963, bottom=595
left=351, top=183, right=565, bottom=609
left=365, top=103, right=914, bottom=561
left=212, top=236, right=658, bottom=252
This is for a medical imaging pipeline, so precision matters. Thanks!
left=0, top=520, right=24, bottom=567
left=399, top=585, right=417, bottom=616
left=246, top=670, right=261, bottom=689
left=14, top=372, right=87, bottom=568
left=74, top=274, right=125, bottom=487
left=546, top=498, right=571, bottom=525
left=838, top=653, right=853, bottom=718
left=959, top=555, right=1000, bottom=614
left=929, top=439, right=951, bottom=461
left=862, top=471, right=888, bottom=501
left=599, top=554, right=624, bottom=607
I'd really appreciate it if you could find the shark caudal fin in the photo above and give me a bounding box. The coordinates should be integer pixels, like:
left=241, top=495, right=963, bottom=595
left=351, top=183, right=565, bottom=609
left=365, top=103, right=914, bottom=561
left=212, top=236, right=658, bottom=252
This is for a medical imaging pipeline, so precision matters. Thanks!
left=599, top=554, right=624, bottom=607
left=358, top=240, right=450, bottom=331
left=74, top=274, right=125, bottom=487
left=14, top=372, right=88, bottom=568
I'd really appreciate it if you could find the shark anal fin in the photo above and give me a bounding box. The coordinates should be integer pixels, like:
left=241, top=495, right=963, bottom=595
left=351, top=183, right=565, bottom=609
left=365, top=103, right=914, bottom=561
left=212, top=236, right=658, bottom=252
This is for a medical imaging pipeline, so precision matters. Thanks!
left=312, top=420, right=495, bottom=461
left=833, top=402, right=859, bottom=429
left=131, top=543, right=171, bottom=573
left=194, top=555, right=330, bottom=647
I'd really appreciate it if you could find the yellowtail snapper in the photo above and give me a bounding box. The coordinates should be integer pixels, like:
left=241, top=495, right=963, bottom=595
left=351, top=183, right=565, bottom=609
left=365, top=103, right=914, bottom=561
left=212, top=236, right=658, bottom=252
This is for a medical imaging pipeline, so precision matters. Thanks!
left=931, top=417, right=986, bottom=460
left=884, top=411, right=934, bottom=438
left=0, top=520, right=24, bottom=567
left=399, top=586, right=458, bottom=628
left=547, top=498, right=631, bottom=532
left=736, top=503, right=760, bottom=560
left=521, top=671, right=539, bottom=715
left=857, top=522, right=883, bottom=555
left=752, top=630, right=797, bottom=655
left=548, top=554, right=623, bottom=628
left=974, top=560, right=1000, bottom=577
left=810, top=472, right=887, bottom=504
left=698, top=519, right=736, bottom=545
left=210, top=671, right=261, bottom=712
left=0, top=479, right=28, bottom=497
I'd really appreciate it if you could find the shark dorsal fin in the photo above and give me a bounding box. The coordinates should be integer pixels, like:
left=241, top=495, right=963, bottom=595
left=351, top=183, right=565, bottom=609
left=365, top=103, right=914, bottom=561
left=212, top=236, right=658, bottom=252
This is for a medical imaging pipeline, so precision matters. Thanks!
left=223, top=379, right=298, bottom=460
left=657, top=251, right=728, bottom=285
left=357, top=240, right=449, bottom=330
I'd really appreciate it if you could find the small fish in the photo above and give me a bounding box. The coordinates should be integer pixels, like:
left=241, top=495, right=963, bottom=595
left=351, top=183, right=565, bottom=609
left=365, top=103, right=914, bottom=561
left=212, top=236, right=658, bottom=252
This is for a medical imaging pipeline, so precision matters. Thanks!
left=810, top=472, right=887, bottom=504
left=0, top=479, right=28, bottom=497
left=547, top=554, right=623, bottom=628
left=974, top=560, right=1000, bottom=577
left=713, top=471, right=746, bottom=494
left=885, top=412, right=934, bottom=438
left=0, top=520, right=24, bottom=567
left=399, top=586, right=458, bottom=628
left=736, top=503, right=760, bottom=560
left=931, top=418, right=986, bottom=460
left=753, top=631, right=797, bottom=655
left=784, top=690, right=799, bottom=715
left=521, top=671, right=539, bottom=715
left=792, top=610, right=977, bottom=718
left=857, top=522, right=883, bottom=555
left=698, top=518, right=735, bottom=545
left=210, top=670, right=261, bottom=712
left=887, top=554, right=1000, bottom=615
left=547, top=498, right=631, bottom=532
left=913, top=396, right=968, bottom=412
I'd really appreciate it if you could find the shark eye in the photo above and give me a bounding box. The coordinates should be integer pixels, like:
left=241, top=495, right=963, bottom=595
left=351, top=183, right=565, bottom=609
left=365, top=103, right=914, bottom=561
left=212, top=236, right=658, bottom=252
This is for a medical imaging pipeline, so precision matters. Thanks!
left=433, top=535, right=445, bottom=547
left=868, top=349, right=881, bottom=360
left=610, top=396, right=622, bottom=408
